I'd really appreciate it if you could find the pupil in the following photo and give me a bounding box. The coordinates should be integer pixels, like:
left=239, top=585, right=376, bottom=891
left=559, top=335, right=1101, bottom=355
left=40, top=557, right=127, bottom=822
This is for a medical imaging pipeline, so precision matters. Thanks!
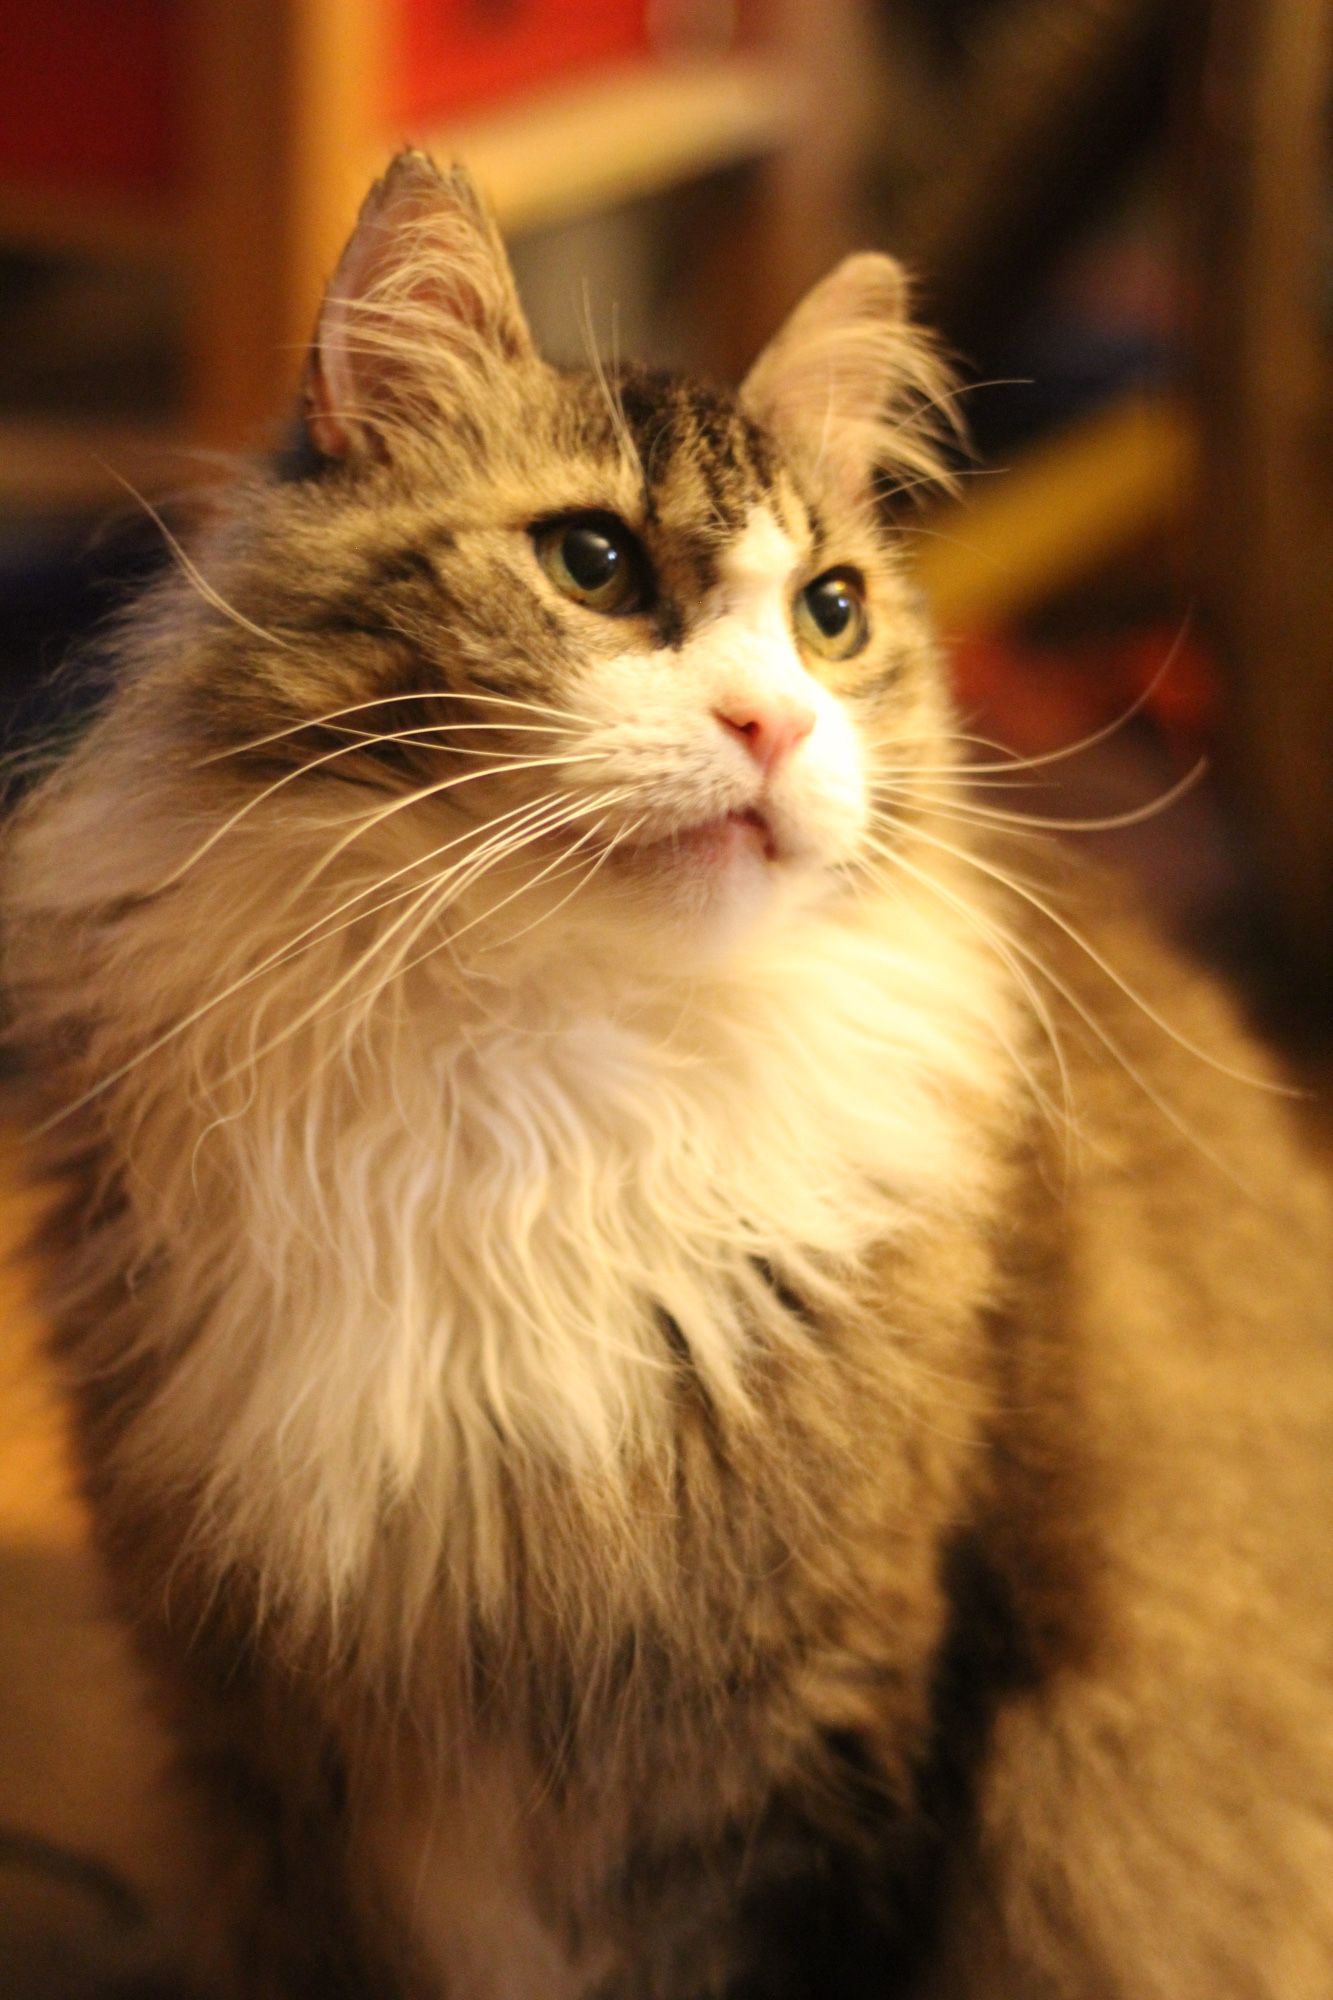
left=564, top=528, right=618, bottom=591
left=813, top=582, right=851, bottom=636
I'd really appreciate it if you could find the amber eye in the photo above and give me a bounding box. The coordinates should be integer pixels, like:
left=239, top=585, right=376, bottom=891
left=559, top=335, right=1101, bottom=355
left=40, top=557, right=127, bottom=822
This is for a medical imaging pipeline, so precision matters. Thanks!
left=532, top=514, right=649, bottom=615
left=794, top=569, right=868, bottom=661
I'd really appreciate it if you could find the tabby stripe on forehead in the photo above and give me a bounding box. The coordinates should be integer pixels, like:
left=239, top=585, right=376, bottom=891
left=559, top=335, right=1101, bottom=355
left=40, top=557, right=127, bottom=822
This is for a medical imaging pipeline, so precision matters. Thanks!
left=616, top=370, right=682, bottom=490
left=615, top=373, right=777, bottom=537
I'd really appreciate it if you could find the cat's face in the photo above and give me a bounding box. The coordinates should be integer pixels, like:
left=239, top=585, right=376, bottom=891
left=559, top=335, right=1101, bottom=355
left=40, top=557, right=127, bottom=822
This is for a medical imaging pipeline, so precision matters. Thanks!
left=170, top=156, right=957, bottom=973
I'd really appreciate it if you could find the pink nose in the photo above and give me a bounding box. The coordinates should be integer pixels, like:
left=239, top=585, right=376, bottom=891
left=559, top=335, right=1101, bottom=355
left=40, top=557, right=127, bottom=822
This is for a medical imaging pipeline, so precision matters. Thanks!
left=713, top=700, right=815, bottom=776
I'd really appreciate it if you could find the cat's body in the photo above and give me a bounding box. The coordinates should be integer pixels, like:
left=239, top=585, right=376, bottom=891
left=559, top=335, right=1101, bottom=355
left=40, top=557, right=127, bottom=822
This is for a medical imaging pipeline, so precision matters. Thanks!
left=3, top=157, right=1330, bottom=1998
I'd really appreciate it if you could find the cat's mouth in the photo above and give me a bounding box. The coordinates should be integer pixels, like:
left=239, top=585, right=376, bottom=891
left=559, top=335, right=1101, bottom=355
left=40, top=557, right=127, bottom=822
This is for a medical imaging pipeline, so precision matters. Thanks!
left=621, top=806, right=781, bottom=868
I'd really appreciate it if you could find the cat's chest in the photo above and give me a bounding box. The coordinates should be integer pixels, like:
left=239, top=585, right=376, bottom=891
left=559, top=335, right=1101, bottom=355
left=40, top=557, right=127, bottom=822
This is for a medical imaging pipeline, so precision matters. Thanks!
left=331, top=1018, right=878, bottom=1521
left=125, top=926, right=1007, bottom=1647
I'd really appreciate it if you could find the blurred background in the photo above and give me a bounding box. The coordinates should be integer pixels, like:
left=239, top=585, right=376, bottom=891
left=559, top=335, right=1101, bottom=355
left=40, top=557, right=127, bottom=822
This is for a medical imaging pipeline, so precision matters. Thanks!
left=0, top=4, right=1330, bottom=1987
left=0, top=0, right=1331, bottom=1007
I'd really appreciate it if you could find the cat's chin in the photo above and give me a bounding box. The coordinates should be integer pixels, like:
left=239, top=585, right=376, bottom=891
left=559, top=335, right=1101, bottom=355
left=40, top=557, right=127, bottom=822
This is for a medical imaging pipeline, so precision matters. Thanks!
left=595, top=808, right=823, bottom=964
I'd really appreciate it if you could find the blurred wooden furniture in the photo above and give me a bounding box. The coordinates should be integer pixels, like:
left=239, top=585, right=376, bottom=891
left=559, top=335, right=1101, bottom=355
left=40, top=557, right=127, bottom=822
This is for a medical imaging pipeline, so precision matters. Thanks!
left=1194, top=0, right=1333, bottom=990
left=890, top=0, right=1178, bottom=361
left=0, top=0, right=806, bottom=509
left=888, top=0, right=1332, bottom=990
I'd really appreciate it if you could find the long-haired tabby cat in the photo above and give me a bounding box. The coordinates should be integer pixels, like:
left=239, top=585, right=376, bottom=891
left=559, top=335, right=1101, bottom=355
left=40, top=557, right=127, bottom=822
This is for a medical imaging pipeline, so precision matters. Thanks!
left=3, top=153, right=1330, bottom=1999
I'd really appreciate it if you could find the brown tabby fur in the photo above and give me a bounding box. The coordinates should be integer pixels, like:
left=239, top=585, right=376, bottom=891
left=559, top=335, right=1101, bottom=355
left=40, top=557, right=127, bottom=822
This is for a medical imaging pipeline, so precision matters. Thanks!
left=3, top=157, right=1330, bottom=1998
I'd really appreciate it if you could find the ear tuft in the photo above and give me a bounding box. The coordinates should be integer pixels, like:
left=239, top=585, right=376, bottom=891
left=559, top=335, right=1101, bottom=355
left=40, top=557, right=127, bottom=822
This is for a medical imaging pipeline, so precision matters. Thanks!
left=741, top=253, right=961, bottom=509
left=305, top=152, right=537, bottom=461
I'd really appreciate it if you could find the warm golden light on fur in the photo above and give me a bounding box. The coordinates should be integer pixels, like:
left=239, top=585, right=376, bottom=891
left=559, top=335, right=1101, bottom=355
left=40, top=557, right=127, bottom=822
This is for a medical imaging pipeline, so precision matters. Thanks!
left=2, top=156, right=1330, bottom=1999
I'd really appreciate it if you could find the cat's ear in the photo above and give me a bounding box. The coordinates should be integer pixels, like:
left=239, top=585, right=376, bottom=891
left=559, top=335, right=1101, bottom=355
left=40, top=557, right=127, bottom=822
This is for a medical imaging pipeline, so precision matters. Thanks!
left=741, top=254, right=959, bottom=507
left=304, top=152, right=538, bottom=460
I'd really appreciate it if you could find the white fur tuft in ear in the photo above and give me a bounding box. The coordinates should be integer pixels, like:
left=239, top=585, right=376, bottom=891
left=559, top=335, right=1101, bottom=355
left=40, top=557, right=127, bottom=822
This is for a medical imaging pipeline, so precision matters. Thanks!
left=305, top=151, right=538, bottom=460
left=741, top=253, right=961, bottom=508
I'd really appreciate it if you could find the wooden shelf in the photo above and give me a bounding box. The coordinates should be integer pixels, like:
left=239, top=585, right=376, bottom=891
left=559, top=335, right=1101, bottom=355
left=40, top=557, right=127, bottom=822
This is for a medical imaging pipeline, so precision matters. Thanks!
left=0, top=56, right=796, bottom=274
left=1, top=48, right=802, bottom=487
left=399, top=55, right=799, bottom=237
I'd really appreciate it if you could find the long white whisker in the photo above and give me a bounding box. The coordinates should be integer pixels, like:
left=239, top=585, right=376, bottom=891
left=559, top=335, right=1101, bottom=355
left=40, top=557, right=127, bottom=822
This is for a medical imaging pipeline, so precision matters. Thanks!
left=321, top=718, right=579, bottom=745
left=384, top=805, right=624, bottom=990
left=281, top=788, right=577, bottom=941
left=99, top=466, right=293, bottom=651
left=196, top=689, right=576, bottom=766
left=326, top=792, right=636, bottom=1042
left=362, top=792, right=623, bottom=997
left=880, top=813, right=1292, bottom=1098
left=244, top=791, right=581, bottom=989
left=31, top=789, right=595, bottom=1134
left=578, top=280, right=637, bottom=469
left=236, top=790, right=613, bottom=1050
left=881, top=757, right=1208, bottom=836
left=490, top=811, right=648, bottom=956
left=366, top=791, right=634, bottom=998
left=203, top=790, right=634, bottom=1090
left=159, top=745, right=603, bottom=890
left=285, top=753, right=606, bottom=908
left=936, top=622, right=1195, bottom=778
left=855, top=842, right=1076, bottom=1151
left=861, top=828, right=1254, bottom=1190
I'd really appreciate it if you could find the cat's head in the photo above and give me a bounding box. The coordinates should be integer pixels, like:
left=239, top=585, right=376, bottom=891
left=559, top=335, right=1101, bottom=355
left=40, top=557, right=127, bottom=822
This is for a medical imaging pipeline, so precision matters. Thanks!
left=155, top=154, right=961, bottom=976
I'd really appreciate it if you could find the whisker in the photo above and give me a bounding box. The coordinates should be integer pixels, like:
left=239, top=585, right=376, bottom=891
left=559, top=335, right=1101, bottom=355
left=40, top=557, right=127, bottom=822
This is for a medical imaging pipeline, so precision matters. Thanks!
left=878, top=812, right=1292, bottom=1099
left=262, top=804, right=635, bottom=1087
left=285, top=750, right=607, bottom=905
left=98, top=466, right=292, bottom=651
left=491, top=811, right=648, bottom=955
left=384, top=805, right=624, bottom=989
left=853, top=842, right=1076, bottom=1153
left=869, top=758, right=1049, bottom=791
left=182, top=815, right=585, bottom=1106
left=231, top=787, right=612, bottom=1041
left=578, top=279, right=637, bottom=470
left=368, top=793, right=625, bottom=990
left=282, top=786, right=578, bottom=935
left=860, top=828, right=1256, bottom=1189
left=31, top=789, right=598, bottom=1134
left=937, top=619, right=1196, bottom=778
left=201, top=790, right=634, bottom=1092
left=160, top=744, right=603, bottom=890
left=881, top=460, right=1004, bottom=509
left=196, top=688, right=578, bottom=766
left=317, top=718, right=578, bottom=746
left=881, top=757, right=1208, bottom=836
left=338, top=795, right=633, bottom=1032
left=248, top=791, right=582, bottom=988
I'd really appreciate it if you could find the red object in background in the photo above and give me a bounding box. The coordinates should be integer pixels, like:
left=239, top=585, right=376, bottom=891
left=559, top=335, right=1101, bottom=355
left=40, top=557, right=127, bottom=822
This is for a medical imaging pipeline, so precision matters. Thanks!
left=0, top=0, right=650, bottom=202
left=949, top=625, right=1219, bottom=763
left=0, top=0, right=182, bottom=197
left=391, top=0, right=650, bottom=124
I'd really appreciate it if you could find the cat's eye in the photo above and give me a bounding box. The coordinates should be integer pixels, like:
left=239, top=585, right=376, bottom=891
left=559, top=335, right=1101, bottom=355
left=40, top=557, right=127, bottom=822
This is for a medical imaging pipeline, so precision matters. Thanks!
left=532, top=514, right=650, bottom=616
left=794, top=570, right=868, bottom=661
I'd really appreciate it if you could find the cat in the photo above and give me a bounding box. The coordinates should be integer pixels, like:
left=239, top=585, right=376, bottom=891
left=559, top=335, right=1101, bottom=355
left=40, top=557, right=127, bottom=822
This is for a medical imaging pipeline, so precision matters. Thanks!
left=3, top=151, right=1331, bottom=2000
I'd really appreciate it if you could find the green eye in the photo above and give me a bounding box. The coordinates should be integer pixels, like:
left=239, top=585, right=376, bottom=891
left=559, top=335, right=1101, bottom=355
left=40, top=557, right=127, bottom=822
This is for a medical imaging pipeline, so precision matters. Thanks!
left=532, top=514, right=649, bottom=615
left=794, top=569, right=868, bottom=661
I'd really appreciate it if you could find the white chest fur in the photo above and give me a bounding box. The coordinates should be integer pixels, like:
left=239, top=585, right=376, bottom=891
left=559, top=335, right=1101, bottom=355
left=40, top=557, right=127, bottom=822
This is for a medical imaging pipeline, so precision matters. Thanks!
left=104, top=887, right=1014, bottom=1645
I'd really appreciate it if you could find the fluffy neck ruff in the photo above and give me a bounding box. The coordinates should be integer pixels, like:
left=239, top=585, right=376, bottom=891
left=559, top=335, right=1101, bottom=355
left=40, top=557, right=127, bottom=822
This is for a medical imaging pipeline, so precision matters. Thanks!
left=17, top=765, right=1022, bottom=1655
